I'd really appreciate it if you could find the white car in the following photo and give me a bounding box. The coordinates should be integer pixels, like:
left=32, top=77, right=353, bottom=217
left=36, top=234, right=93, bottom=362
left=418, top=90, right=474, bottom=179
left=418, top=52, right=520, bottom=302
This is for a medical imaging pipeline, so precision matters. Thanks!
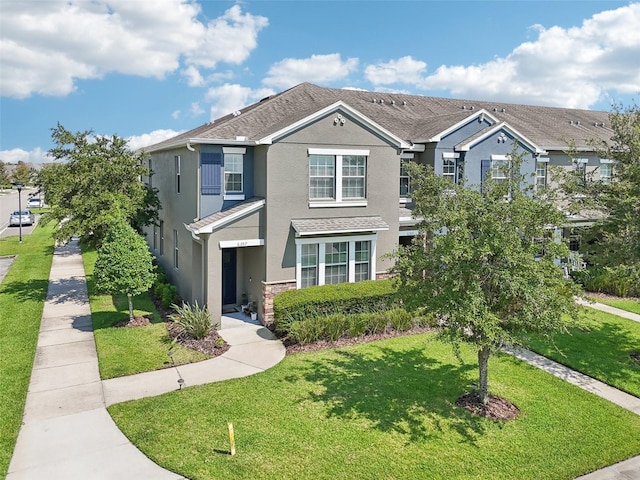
left=27, top=197, right=43, bottom=208
left=9, top=210, right=35, bottom=226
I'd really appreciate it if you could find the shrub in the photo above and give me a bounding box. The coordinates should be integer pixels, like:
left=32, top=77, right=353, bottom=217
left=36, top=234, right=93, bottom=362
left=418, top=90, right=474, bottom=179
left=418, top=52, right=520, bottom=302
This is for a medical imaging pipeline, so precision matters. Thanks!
left=273, top=279, right=399, bottom=334
left=572, top=265, right=640, bottom=297
left=289, top=318, right=324, bottom=345
left=170, top=301, right=214, bottom=340
left=161, top=284, right=178, bottom=309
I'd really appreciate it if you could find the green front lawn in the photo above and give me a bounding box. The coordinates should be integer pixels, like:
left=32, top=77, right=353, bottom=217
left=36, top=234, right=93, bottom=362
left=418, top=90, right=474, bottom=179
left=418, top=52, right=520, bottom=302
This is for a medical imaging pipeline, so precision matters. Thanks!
left=82, top=248, right=209, bottom=379
left=527, top=308, right=640, bottom=397
left=110, top=334, right=640, bottom=480
left=588, top=296, right=640, bottom=315
left=0, top=225, right=55, bottom=477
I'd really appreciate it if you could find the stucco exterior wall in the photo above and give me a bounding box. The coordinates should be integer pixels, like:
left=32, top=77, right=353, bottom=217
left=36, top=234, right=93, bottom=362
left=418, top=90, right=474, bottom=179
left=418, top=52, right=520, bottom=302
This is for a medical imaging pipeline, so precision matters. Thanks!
left=262, top=109, right=401, bottom=283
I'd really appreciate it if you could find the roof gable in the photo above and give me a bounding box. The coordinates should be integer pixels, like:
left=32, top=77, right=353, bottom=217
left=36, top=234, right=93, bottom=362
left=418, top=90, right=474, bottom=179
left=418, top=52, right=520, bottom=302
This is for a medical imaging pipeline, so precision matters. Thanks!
left=257, top=101, right=410, bottom=149
left=426, top=109, right=499, bottom=142
left=456, top=122, right=546, bottom=154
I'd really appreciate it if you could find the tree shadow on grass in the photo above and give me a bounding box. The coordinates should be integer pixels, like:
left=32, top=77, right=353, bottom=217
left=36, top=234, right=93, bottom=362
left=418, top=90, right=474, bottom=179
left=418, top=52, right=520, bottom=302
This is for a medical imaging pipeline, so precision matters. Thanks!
left=0, top=278, right=49, bottom=303
left=285, top=343, right=491, bottom=446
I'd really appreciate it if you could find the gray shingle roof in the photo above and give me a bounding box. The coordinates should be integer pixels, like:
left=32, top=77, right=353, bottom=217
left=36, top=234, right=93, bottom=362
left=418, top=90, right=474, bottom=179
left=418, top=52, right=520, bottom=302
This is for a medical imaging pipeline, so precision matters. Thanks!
left=188, top=196, right=264, bottom=233
left=291, top=216, right=389, bottom=236
left=146, top=83, right=613, bottom=152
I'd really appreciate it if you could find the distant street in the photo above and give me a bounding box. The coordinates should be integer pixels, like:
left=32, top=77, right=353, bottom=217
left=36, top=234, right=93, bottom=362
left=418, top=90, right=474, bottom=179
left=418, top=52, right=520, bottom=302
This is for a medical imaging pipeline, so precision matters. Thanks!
left=0, top=188, right=40, bottom=239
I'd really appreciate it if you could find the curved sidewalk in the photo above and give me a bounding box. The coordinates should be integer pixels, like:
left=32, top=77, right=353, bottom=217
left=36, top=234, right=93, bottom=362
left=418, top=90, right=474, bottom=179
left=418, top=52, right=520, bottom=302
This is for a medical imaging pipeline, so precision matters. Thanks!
left=7, top=240, right=285, bottom=480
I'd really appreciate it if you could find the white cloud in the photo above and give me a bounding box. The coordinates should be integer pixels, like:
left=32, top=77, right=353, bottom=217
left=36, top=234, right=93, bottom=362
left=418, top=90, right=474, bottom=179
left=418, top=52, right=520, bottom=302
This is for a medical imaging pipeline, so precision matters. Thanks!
left=205, top=83, right=275, bottom=120
left=0, top=148, right=54, bottom=164
left=190, top=102, right=205, bottom=116
left=126, top=129, right=184, bottom=151
left=417, top=3, right=640, bottom=108
left=365, top=56, right=427, bottom=86
left=182, top=65, right=206, bottom=87
left=0, top=1, right=268, bottom=98
left=263, top=53, right=359, bottom=90
left=171, top=110, right=181, bottom=120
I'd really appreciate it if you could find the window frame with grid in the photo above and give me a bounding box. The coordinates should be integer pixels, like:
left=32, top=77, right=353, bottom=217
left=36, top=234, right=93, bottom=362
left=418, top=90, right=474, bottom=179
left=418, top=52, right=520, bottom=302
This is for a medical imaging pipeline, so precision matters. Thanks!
left=400, top=160, right=411, bottom=197
left=295, top=235, right=376, bottom=288
left=308, top=148, right=369, bottom=205
left=600, top=161, right=612, bottom=184
left=535, top=161, right=548, bottom=189
left=491, top=158, right=510, bottom=182
left=224, top=152, right=243, bottom=193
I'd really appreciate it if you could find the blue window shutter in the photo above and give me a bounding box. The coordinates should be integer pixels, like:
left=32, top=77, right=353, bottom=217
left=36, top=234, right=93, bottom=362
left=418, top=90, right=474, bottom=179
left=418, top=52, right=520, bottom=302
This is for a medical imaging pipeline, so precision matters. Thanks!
left=480, top=160, right=491, bottom=192
left=201, top=153, right=222, bottom=195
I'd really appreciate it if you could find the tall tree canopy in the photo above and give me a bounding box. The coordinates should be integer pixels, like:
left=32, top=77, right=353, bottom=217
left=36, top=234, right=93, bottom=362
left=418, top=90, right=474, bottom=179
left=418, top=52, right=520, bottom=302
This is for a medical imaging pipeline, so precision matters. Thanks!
left=0, top=161, right=10, bottom=188
left=94, top=217, right=155, bottom=322
left=35, top=124, right=160, bottom=246
left=392, top=151, right=580, bottom=406
left=577, top=103, right=640, bottom=268
left=10, top=161, right=31, bottom=185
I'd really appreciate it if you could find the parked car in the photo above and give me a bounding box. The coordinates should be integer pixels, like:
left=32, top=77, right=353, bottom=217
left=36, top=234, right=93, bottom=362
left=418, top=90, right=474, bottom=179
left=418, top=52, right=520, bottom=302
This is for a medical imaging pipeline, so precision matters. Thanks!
left=27, top=197, right=43, bottom=208
left=9, top=210, right=35, bottom=226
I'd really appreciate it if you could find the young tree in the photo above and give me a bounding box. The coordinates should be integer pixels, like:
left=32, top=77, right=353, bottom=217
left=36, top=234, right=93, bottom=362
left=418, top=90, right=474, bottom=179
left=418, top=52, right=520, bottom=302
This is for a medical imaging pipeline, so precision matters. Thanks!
left=10, top=161, right=30, bottom=185
left=35, top=124, right=160, bottom=247
left=392, top=151, right=581, bottom=406
left=94, top=217, right=155, bottom=322
left=0, top=161, right=10, bottom=189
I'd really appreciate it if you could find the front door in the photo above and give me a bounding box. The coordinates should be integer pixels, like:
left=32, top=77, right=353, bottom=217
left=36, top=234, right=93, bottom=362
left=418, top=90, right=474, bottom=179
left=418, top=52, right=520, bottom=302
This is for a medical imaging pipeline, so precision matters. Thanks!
left=222, top=248, right=237, bottom=306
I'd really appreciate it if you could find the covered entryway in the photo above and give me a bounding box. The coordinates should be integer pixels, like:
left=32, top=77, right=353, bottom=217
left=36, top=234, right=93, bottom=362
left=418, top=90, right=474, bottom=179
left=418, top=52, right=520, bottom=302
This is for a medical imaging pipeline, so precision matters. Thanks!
left=222, top=248, right=237, bottom=309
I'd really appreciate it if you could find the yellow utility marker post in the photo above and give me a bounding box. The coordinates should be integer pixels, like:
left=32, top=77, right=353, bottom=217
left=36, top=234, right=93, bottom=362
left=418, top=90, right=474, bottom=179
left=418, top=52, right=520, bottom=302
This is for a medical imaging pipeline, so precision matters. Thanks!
left=228, top=422, right=236, bottom=456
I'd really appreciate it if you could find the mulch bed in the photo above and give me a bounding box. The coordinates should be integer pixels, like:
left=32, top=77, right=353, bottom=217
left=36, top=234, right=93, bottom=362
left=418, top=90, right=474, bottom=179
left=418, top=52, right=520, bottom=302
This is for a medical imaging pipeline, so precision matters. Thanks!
left=456, top=392, right=520, bottom=421
left=631, top=352, right=640, bottom=364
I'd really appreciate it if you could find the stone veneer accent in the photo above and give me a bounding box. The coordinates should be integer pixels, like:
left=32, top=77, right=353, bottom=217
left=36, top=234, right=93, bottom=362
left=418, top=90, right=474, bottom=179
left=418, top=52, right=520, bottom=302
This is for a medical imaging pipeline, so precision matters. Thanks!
left=262, top=280, right=296, bottom=326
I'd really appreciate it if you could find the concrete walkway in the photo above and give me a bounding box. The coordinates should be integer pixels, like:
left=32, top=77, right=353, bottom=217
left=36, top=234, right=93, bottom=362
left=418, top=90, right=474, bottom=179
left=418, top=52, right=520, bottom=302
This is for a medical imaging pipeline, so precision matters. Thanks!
left=6, top=240, right=285, bottom=480
left=506, top=299, right=640, bottom=480
left=6, top=239, right=640, bottom=479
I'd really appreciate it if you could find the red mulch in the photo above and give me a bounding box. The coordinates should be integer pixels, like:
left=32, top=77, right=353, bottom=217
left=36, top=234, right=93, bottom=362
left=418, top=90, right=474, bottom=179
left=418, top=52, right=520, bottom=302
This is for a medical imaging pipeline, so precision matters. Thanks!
left=456, top=392, right=520, bottom=421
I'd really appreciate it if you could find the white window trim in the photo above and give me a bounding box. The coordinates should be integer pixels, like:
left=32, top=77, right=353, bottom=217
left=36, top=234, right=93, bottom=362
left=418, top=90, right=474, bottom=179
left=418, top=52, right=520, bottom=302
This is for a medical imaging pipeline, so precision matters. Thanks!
left=294, top=234, right=377, bottom=289
left=224, top=194, right=246, bottom=201
left=223, top=147, right=247, bottom=154
left=537, top=156, right=550, bottom=163
left=600, top=158, right=614, bottom=164
left=308, top=148, right=370, bottom=206
left=442, top=152, right=460, bottom=159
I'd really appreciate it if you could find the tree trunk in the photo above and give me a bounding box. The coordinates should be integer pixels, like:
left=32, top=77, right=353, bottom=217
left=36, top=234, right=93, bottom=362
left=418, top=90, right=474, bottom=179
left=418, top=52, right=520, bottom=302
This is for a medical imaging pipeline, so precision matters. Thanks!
left=128, top=294, right=134, bottom=322
left=478, top=346, right=491, bottom=405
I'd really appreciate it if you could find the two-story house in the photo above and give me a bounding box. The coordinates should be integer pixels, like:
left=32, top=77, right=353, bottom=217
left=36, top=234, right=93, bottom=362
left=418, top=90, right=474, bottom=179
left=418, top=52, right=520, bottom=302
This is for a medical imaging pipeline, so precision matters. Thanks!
left=142, top=82, right=612, bottom=325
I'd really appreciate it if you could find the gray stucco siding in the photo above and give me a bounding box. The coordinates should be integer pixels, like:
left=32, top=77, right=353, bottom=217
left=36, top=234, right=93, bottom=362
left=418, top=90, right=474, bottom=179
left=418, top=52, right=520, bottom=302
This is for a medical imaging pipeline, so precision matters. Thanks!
left=262, top=112, right=401, bottom=283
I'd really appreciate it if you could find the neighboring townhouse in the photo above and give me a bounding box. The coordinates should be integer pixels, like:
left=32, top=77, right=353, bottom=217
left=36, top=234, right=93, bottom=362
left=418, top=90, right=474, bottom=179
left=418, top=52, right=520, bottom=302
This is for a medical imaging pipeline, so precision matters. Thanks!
left=142, top=82, right=612, bottom=326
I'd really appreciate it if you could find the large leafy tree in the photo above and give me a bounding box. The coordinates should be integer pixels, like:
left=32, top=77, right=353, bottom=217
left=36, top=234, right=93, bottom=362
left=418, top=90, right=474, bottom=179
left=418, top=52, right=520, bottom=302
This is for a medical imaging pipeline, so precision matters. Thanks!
left=392, top=151, right=580, bottom=406
left=35, top=124, right=160, bottom=246
left=94, top=217, right=155, bottom=322
left=580, top=103, right=640, bottom=268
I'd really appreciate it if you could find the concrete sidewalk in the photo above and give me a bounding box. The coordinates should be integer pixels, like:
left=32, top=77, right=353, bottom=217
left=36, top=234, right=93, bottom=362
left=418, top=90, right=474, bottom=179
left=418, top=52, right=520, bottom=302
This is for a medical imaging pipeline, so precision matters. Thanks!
left=7, top=240, right=285, bottom=480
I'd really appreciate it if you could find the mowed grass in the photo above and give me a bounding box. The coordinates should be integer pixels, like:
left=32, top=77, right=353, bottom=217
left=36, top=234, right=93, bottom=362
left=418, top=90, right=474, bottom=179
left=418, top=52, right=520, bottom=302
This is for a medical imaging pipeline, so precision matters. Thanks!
left=0, top=225, right=54, bottom=477
left=82, top=248, right=209, bottom=379
left=588, top=296, right=640, bottom=315
left=110, top=334, right=640, bottom=480
left=527, top=308, right=640, bottom=397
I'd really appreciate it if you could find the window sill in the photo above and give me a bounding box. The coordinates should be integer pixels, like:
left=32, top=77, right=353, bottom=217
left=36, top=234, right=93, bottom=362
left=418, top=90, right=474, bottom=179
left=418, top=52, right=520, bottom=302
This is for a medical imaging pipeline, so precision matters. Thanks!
left=309, top=200, right=368, bottom=208
left=399, top=197, right=412, bottom=204
left=224, top=194, right=245, bottom=201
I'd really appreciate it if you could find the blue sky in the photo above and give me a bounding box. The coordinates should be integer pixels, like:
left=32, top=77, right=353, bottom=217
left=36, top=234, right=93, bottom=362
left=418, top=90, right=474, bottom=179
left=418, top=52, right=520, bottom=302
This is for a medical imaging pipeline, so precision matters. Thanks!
left=1, top=0, right=639, bottom=163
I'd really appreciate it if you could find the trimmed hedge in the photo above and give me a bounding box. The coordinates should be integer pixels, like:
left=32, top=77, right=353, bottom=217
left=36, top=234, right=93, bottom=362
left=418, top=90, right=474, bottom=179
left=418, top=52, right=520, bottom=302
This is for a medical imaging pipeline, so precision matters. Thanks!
left=288, top=309, right=433, bottom=345
left=273, top=279, right=399, bottom=334
left=571, top=264, right=640, bottom=298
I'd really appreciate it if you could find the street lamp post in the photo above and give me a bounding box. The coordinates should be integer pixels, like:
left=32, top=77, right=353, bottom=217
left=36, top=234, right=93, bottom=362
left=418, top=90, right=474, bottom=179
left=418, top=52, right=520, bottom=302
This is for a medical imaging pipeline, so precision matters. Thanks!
left=11, top=182, right=24, bottom=243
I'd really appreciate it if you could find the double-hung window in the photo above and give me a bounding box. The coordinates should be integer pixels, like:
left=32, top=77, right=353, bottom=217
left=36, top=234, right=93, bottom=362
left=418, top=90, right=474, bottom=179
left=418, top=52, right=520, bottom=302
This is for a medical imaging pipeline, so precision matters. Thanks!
left=173, top=229, right=179, bottom=269
left=300, top=244, right=318, bottom=288
left=491, top=158, right=510, bottom=183
left=224, top=153, right=243, bottom=193
left=308, top=148, right=369, bottom=206
left=535, top=157, right=548, bottom=189
left=442, top=152, right=459, bottom=183
left=573, top=158, right=588, bottom=186
left=400, top=160, right=411, bottom=197
left=295, top=236, right=376, bottom=288
left=600, top=159, right=613, bottom=184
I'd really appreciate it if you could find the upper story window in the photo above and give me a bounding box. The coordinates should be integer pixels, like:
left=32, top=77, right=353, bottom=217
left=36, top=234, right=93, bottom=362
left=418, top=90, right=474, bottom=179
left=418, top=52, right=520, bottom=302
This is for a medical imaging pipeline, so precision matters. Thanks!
left=400, top=160, right=411, bottom=197
left=224, top=153, right=243, bottom=193
left=201, top=147, right=246, bottom=199
left=308, top=148, right=369, bottom=207
left=148, top=158, right=153, bottom=187
left=600, top=159, right=613, bottom=184
left=174, top=156, right=181, bottom=193
left=491, top=158, right=510, bottom=183
left=442, top=152, right=459, bottom=184
left=535, top=158, right=548, bottom=189
left=573, top=158, right=588, bottom=186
